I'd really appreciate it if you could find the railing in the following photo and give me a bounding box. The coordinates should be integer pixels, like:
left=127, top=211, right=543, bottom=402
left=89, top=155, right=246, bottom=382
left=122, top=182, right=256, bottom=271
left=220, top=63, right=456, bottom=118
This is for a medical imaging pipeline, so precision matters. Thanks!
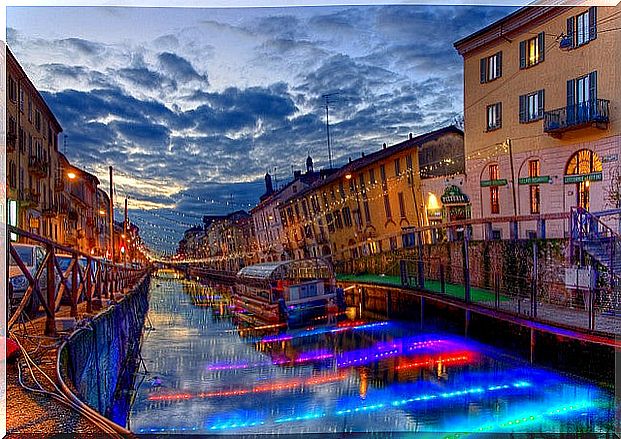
left=28, top=155, right=49, bottom=177
left=8, top=225, right=148, bottom=336
left=544, top=99, right=610, bottom=133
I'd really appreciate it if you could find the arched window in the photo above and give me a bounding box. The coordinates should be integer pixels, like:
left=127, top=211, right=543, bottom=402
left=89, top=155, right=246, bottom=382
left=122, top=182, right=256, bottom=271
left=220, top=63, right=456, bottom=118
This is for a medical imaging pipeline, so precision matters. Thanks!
left=565, top=149, right=602, bottom=175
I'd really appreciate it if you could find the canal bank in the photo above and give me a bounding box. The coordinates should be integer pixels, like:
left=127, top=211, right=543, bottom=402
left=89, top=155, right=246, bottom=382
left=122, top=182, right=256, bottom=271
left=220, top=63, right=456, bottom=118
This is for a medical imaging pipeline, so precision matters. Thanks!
left=339, top=279, right=617, bottom=384
left=119, top=271, right=615, bottom=436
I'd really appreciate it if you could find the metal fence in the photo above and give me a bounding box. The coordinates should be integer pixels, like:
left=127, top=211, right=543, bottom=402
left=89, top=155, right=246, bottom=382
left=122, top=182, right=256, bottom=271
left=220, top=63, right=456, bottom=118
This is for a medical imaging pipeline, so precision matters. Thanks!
left=7, top=225, right=148, bottom=336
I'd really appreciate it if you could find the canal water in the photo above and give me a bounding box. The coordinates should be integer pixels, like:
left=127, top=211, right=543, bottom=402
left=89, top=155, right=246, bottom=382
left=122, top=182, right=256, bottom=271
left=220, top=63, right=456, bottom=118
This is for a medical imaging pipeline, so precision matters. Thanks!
left=125, top=271, right=615, bottom=435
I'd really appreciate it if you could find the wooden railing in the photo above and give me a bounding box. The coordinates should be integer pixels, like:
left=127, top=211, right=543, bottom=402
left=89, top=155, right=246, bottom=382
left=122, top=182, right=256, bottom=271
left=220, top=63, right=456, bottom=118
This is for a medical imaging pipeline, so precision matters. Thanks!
left=8, top=225, right=149, bottom=336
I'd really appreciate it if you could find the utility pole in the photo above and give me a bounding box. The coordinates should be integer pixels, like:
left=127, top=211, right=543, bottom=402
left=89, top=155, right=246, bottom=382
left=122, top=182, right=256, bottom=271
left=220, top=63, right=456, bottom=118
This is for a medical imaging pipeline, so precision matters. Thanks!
left=109, top=166, right=115, bottom=263
left=322, top=92, right=339, bottom=169
left=507, top=138, right=518, bottom=217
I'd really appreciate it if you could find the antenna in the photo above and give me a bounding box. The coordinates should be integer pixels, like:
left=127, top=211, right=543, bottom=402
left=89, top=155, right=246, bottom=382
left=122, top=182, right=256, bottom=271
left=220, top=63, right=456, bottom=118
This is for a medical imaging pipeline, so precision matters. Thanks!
left=322, top=92, right=339, bottom=169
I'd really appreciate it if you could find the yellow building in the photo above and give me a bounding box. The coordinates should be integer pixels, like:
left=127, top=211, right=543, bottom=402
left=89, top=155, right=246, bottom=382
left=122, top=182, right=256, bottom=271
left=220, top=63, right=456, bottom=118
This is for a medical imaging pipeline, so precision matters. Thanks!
left=6, top=47, right=63, bottom=241
left=455, top=5, right=620, bottom=239
left=280, top=126, right=462, bottom=262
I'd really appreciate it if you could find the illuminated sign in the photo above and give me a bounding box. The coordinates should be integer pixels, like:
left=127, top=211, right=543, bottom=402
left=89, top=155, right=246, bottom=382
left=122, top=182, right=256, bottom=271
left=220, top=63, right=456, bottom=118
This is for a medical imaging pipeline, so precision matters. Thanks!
left=563, top=172, right=602, bottom=184
left=440, top=185, right=469, bottom=205
left=480, top=179, right=508, bottom=187
left=518, top=176, right=551, bottom=185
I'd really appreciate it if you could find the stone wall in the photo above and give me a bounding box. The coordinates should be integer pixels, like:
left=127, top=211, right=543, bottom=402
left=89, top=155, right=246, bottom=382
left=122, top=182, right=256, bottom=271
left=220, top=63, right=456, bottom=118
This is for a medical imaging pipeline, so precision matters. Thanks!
left=58, top=274, right=151, bottom=425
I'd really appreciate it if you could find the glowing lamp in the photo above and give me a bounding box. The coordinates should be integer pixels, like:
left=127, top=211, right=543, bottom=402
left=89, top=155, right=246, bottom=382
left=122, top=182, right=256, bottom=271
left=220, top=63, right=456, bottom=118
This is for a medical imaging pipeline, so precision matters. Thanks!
left=67, top=172, right=77, bottom=180
left=345, top=173, right=352, bottom=180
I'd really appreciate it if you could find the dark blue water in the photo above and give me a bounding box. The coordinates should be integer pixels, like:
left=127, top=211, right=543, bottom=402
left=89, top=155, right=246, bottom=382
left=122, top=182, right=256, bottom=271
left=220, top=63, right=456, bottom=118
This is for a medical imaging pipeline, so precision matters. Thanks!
left=127, top=271, right=615, bottom=435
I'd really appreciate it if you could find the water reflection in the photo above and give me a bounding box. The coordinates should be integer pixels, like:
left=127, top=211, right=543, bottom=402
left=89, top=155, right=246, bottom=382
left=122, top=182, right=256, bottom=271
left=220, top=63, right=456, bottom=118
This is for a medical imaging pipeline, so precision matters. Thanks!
left=127, top=271, right=614, bottom=435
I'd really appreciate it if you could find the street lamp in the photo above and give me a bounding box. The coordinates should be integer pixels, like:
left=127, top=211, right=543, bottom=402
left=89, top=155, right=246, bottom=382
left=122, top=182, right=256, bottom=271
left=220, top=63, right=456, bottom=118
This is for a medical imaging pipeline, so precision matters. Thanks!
left=67, top=171, right=77, bottom=180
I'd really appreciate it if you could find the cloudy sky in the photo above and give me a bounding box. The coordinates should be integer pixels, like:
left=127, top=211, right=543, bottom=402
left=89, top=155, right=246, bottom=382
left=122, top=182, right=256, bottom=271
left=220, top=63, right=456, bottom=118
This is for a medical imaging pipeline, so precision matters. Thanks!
left=7, top=4, right=515, bottom=254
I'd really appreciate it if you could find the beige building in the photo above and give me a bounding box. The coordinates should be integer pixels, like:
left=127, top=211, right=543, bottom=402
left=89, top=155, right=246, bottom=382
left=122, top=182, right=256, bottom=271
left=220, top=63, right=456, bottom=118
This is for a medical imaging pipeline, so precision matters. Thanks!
left=279, top=126, right=462, bottom=262
left=455, top=5, right=620, bottom=239
left=7, top=47, right=63, bottom=241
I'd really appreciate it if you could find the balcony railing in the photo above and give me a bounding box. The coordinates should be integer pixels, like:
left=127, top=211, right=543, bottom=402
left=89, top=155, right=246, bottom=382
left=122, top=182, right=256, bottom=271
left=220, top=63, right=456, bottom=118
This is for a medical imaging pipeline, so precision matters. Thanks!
left=28, top=155, right=49, bottom=178
left=544, top=99, right=610, bottom=134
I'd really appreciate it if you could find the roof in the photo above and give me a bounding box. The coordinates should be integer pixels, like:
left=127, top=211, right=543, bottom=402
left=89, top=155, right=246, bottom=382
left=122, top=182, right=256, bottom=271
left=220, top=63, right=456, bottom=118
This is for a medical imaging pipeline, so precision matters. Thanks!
left=6, top=46, right=63, bottom=133
left=292, top=125, right=463, bottom=200
left=453, top=6, right=565, bottom=56
left=237, top=258, right=333, bottom=282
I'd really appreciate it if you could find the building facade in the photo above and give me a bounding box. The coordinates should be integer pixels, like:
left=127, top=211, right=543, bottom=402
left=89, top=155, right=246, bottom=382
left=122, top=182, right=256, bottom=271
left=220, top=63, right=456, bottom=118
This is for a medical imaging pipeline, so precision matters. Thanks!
left=455, top=5, right=621, bottom=239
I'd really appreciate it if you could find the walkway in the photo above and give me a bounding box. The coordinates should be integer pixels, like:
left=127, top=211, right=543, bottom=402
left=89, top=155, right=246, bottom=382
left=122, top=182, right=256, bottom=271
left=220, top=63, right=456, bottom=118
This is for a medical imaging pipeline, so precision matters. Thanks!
left=336, top=273, right=621, bottom=339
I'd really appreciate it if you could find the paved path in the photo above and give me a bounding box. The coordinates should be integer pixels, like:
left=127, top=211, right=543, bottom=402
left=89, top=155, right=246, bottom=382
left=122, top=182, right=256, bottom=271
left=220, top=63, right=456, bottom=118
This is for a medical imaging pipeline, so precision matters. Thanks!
left=337, top=273, right=621, bottom=339
left=7, top=302, right=113, bottom=435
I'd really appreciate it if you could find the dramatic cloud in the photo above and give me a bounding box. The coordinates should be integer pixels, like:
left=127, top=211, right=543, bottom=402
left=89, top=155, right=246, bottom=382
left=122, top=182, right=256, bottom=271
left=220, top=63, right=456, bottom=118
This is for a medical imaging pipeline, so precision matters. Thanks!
left=7, top=5, right=515, bottom=253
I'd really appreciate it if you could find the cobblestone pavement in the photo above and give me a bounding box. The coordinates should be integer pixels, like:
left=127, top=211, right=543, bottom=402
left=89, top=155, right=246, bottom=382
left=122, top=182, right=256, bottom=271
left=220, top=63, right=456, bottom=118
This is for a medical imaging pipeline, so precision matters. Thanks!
left=7, top=303, right=111, bottom=435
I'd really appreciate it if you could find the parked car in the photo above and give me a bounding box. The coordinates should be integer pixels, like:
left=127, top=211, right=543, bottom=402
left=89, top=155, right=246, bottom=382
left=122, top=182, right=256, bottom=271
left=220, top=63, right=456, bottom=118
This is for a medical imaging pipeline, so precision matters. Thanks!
left=8, top=244, right=47, bottom=315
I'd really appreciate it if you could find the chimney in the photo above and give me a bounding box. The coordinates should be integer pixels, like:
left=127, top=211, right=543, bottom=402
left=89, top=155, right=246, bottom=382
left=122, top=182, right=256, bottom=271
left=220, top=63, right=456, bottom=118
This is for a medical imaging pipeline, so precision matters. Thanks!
left=383, top=143, right=386, bottom=149
left=361, top=152, right=365, bottom=157
left=409, top=133, right=413, bottom=139
left=264, top=172, right=274, bottom=195
left=348, top=157, right=352, bottom=163
left=293, top=170, right=302, bottom=179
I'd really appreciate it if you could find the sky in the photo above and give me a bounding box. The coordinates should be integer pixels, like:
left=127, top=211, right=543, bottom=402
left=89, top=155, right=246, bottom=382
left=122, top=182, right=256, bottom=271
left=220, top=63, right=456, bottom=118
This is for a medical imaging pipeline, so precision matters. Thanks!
left=7, top=4, right=516, bottom=254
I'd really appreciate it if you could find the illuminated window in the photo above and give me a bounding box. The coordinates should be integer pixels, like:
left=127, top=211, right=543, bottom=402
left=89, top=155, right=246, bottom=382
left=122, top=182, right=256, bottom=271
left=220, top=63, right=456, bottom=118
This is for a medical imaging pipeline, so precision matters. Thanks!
left=520, top=32, right=545, bottom=69
left=394, top=158, right=401, bottom=176
left=529, top=160, right=540, bottom=214
left=519, top=90, right=545, bottom=123
left=489, top=164, right=500, bottom=214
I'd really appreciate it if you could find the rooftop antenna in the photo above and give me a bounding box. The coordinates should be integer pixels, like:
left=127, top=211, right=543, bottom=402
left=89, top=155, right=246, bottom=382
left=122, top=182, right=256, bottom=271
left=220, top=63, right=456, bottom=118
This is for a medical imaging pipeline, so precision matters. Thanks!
left=322, top=92, right=339, bottom=169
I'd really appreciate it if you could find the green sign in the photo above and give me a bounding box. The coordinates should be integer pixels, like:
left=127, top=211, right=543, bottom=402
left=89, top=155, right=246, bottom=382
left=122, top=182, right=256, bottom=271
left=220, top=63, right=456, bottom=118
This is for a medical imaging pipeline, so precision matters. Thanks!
left=440, top=185, right=469, bottom=205
left=518, top=176, right=551, bottom=185
left=480, top=179, right=508, bottom=187
left=563, top=172, right=603, bottom=184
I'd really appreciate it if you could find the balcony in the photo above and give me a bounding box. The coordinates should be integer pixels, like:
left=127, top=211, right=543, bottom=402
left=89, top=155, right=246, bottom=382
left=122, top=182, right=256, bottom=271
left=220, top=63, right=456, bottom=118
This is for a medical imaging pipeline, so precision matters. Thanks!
left=544, top=99, right=610, bottom=136
left=19, top=189, right=40, bottom=207
left=28, top=155, right=49, bottom=178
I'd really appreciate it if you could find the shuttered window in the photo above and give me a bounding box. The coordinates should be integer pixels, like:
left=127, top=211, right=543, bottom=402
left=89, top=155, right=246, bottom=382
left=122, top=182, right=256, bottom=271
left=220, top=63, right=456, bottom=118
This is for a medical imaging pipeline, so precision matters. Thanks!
left=480, top=51, right=502, bottom=83
left=519, top=90, right=545, bottom=123
left=486, top=102, right=502, bottom=131
left=519, top=32, right=545, bottom=69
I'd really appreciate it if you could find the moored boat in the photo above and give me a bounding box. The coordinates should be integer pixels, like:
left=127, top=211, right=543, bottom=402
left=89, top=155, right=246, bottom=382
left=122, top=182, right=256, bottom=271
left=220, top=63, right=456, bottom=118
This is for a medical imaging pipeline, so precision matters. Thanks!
left=233, top=259, right=344, bottom=327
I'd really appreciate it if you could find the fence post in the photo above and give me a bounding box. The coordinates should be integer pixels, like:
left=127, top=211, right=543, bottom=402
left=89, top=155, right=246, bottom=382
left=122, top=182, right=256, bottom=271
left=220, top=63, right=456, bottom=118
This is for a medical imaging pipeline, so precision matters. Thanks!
left=440, top=264, right=446, bottom=294
left=86, top=257, right=93, bottom=313
left=416, top=231, right=424, bottom=289
left=463, top=234, right=471, bottom=304
left=71, top=254, right=79, bottom=317
left=531, top=240, right=538, bottom=318
left=400, top=260, right=408, bottom=287
left=45, top=244, right=57, bottom=336
left=495, top=272, right=500, bottom=309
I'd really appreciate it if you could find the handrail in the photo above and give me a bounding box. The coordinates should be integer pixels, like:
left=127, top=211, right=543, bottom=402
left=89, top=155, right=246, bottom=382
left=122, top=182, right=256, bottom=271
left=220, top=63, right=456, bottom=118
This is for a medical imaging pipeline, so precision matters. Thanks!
left=8, top=225, right=148, bottom=336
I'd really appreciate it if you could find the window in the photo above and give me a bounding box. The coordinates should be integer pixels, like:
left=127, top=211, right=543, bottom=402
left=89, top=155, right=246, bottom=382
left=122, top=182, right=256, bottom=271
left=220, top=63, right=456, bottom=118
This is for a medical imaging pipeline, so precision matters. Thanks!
left=394, top=158, right=401, bottom=176
left=398, top=192, right=406, bottom=218
left=519, top=90, right=545, bottom=123
left=480, top=51, right=502, bottom=83
left=339, top=182, right=345, bottom=199
left=369, top=169, right=376, bottom=185
left=19, top=89, right=25, bottom=112
left=363, top=200, right=371, bottom=223
left=35, top=109, right=41, bottom=132
left=334, top=211, right=343, bottom=229
left=28, top=98, right=33, bottom=122
left=567, top=7, right=597, bottom=48
left=383, top=194, right=392, bottom=220
left=380, top=165, right=386, bottom=182
left=8, top=76, right=17, bottom=102
left=358, top=175, right=365, bottom=194
left=520, top=32, right=545, bottom=69
left=406, top=155, right=413, bottom=185
left=326, top=213, right=335, bottom=233
left=486, top=102, right=502, bottom=131
left=342, top=207, right=352, bottom=227
left=489, top=164, right=500, bottom=214
left=528, top=160, right=540, bottom=214
left=567, top=71, right=597, bottom=122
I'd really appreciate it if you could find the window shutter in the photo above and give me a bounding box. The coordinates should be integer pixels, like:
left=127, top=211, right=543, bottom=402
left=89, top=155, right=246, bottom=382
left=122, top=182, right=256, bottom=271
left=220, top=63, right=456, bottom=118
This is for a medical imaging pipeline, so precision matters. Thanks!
left=567, top=16, right=575, bottom=48
left=480, top=58, right=487, bottom=83
left=537, top=90, right=545, bottom=118
left=589, top=71, right=597, bottom=102
left=538, top=32, right=545, bottom=62
left=567, top=79, right=575, bottom=124
left=589, top=7, right=597, bottom=41
left=519, top=94, right=527, bottom=123
left=497, top=103, right=502, bottom=128
left=496, top=51, right=502, bottom=78
left=519, top=40, right=526, bottom=69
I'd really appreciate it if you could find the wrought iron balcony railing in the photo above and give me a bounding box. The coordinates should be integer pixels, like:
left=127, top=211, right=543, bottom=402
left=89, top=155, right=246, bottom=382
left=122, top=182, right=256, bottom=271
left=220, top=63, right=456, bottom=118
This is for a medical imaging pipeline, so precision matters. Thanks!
left=28, top=155, right=49, bottom=178
left=544, top=99, right=610, bottom=134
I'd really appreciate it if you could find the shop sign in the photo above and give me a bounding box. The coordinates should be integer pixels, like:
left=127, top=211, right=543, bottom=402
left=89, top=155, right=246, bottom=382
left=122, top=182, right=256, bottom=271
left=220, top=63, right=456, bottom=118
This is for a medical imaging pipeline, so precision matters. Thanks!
left=563, top=172, right=602, bottom=184
left=518, top=176, right=551, bottom=185
left=440, top=185, right=469, bottom=204
left=602, top=154, right=618, bottom=163
left=480, top=179, right=508, bottom=187
left=29, top=217, right=40, bottom=229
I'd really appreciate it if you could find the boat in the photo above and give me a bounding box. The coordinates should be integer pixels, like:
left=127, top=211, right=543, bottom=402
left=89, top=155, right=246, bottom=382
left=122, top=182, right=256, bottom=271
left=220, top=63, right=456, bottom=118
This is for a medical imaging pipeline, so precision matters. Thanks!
left=233, top=259, right=344, bottom=328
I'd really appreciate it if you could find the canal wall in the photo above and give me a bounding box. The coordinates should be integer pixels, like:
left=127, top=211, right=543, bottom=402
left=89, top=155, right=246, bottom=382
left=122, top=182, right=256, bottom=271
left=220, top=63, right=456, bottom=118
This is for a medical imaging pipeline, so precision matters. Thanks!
left=57, top=273, right=151, bottom=425
left=343, top=283, right=616, bottom=385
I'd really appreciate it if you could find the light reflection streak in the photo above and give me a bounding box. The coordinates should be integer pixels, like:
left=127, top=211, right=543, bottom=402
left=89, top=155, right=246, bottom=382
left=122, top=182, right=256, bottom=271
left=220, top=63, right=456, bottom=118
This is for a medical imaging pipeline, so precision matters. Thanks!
left=259, top=321, right=389, bottom=343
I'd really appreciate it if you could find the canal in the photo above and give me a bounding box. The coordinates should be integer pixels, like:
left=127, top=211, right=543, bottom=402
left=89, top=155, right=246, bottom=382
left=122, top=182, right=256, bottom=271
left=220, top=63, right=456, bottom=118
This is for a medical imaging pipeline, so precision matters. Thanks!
left=123, top=270, right=615, bottom=435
